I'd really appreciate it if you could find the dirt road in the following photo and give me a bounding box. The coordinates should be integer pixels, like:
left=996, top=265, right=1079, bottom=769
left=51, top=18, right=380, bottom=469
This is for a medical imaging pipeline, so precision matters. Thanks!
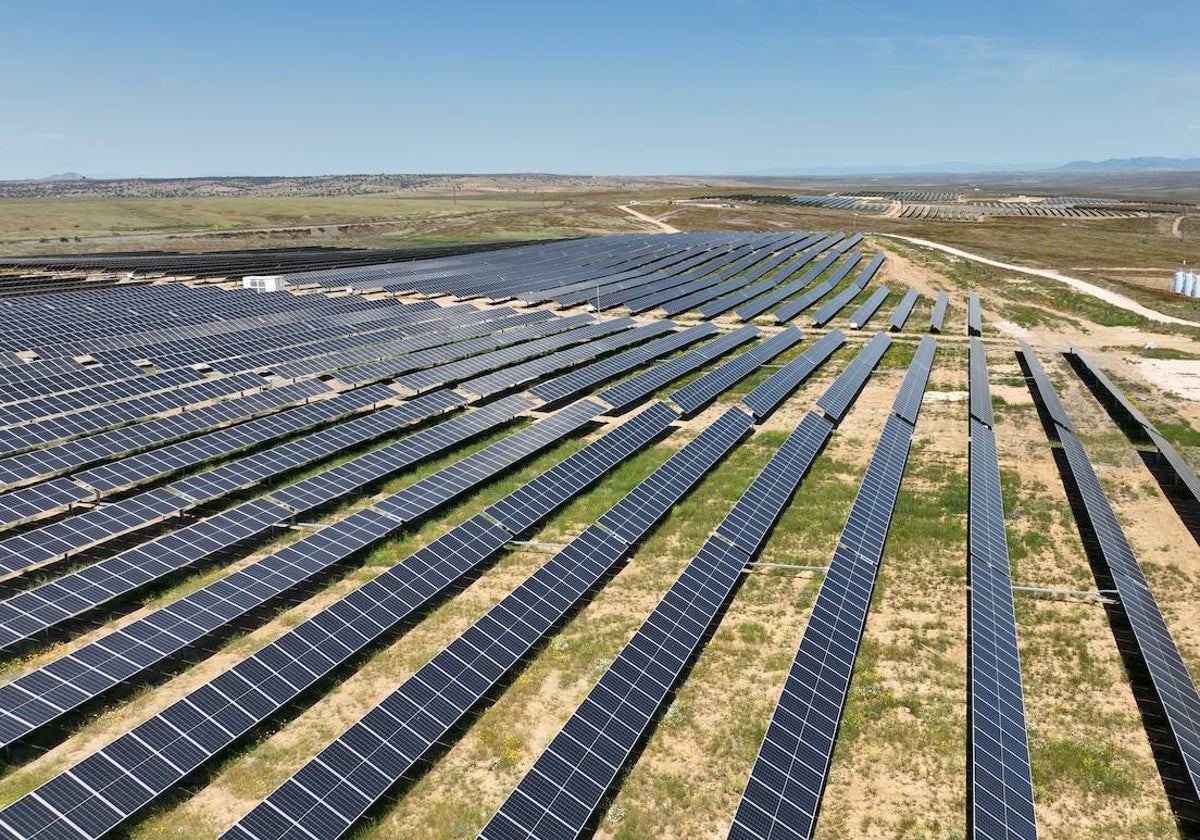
left=874, top=233, right=1200, bottom=328
left=616, top=204, right=680, bottom=234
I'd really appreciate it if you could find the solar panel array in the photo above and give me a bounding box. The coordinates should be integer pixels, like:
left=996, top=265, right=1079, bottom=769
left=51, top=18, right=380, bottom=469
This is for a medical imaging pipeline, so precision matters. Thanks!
left=1020, top=345, right=1200, bottom=816
left=598, top=324, right=760, bottom=413
left=807, top=253, right=886, bottom=327
left=475, top=334, right=888, bottom=840
left=1066, top=348, right=1200, bottom=507
left=669, top=327, right=805, bottom=416
left=728, top=336, right=937, bottom=840
left=967, top=338, right=1038, bottom=840
left=0, top=231, right=1035, bottom=840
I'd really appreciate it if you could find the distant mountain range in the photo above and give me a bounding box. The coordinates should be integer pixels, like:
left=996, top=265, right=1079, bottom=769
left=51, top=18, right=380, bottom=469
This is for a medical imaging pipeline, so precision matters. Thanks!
left=1054, top=157, right=1200, bottom=172
left=39, top=172, right=87, bottom=181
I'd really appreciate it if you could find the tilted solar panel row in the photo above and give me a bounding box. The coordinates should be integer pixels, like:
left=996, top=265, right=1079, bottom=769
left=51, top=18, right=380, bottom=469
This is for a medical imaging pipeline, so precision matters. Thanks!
left=236, top=405, right=757, bottom=840
left=341, top=314, right=598, bottom=388
left=0, top=388, right=463, bottom=582
left=0, top=367, right=204, bottom=427
left=593, top=240, right=757, bottom=311
left=742, top=330, right=847, bottom=419
left=730, top=250, right=847, bottom=323
left=1066, top=348, right=1200, bottom=505
left=889, top=286, right=920, bottom=332
left=0, top=372, right=269, bottom=456
left=670, top=327, right=806, bottom=416
left=0, top=394, right=529, bottom=653
left=815, top=332, right=892, bottom=423
left=769, top=253, right=866, bottom=324
left=930, top=290, right=950, bottom=333
left=624, top=235, right=801, bottom=314
left=56, top=381, right=399, bottom=498
left=529, top=322, right=717, bottom=406
left=660, top=234, right=827, bottom=317
left=0, top=379, right=332, bottom=489
left=267, top=309, right=550, bottom=380
left=968, top=291, right=983, bottom=336
left=848, top=286, right=890, bottom=330
left=1020, top=346, right=1200, bottom=812
left=0, top=405, right=678, bottom=837
left=967, top=340, right=1038, bottom=840
left=808, top=253, right=886, bottom=328
left=480, top=332, right=890, bottom=840
left=699, top=234, right=846, bottom=320
left=0, top=396, right=609, bottom=759
left=598, top=324, right=760, bottom=413
left=458, top=318, right=658, bottom=399
left=728, top=339, right=936, bottom=840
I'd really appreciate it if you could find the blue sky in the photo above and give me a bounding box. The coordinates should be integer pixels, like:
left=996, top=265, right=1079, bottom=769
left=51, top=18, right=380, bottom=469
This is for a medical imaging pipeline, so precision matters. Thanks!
left=1, top=0, right=1197, bottom=178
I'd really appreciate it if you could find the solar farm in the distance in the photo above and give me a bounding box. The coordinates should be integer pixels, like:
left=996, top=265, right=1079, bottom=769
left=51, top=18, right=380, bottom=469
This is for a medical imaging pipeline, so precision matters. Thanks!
left=0, top=231, right=1195, bottom=840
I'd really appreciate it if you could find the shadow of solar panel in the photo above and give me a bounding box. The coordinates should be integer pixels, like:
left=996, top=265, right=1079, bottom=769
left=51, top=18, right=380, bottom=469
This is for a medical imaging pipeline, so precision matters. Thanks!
left=815, top=333, right=891, bottom=423
left=1056, top=427, right=1200, bottom=799
left=598, top=407, right=752, bottom=544
left=889, top=287, right=920, bottom=332
left=930, top=290, right=949, bottom=333
left=742, top=330, right=845, bottom=420
left=670, top=327, right=805, bottom=417
left=529, top=322, right=713, bottom=405
left=598, top=325, right=759, bottom=413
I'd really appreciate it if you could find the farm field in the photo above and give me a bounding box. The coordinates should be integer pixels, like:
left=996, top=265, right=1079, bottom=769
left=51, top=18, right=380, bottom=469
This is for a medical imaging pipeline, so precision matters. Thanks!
left=0, top=203, right=1197, bottom=840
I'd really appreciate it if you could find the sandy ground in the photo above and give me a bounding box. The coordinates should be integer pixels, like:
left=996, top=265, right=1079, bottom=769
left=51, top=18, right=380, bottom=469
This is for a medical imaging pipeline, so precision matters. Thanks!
left=616, top=204, right=681, bottom=234
left=1138, top=358, right=1200, bottom=400
left=875, top=233, right=1200, bottom=328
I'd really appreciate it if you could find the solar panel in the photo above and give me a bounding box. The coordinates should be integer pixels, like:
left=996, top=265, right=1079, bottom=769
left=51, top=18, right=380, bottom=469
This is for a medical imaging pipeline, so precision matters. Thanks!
left=892, top=336, right=937, bottom=425
left=1016, top=342, right=1073, bottom=434
left=728, top=344, right=936, bottom=840
left=0, top=380, right=332, bottom=489
left=528, top=322, right=714, bottom=405
left=770, top=253, right=865, bottom=324
left=969, top=338, right=994, bottom=427
left=0, top=477, right=93, bottom=531
left=669, top=327, right=805, bottom=416
left=238, top=393, right=772, bottom=840
left=930, top=290, right=949, bottom=333
left=598, top=325, right=759, bottom=413
left=968, top=291, right=983, bottom=336
left=848, top=286, right=890, bottom=330
left=968, top=339, right=1038, bottom=840
left=888, top=287, right=920, bottom=332
left=742, top=330, right=845, bottom=419
left=814, top=333, right=892, bottom=424
left=1022, top=347, right=1200, bottom=810
left=486, top=402, right=679, bottom=534
left=598, top=407, right=753, bottom=544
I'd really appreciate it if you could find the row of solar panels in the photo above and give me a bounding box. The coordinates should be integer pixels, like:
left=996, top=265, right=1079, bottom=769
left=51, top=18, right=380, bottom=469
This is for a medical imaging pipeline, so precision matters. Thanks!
left=0, top=299, right=870, bottom=837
